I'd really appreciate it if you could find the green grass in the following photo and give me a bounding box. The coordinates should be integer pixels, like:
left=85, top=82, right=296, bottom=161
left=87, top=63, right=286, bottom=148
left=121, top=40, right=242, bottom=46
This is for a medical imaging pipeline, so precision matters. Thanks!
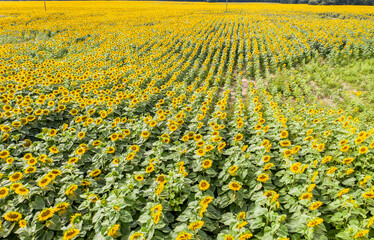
left=266, top=58, right=374, bottom=126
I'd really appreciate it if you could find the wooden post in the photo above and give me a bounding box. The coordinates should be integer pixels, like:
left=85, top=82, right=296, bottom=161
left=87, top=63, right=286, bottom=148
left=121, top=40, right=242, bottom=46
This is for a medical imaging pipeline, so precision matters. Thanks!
left=226, top=0, right=228, bottom=12
left=44, top=1, right=46, bottom=12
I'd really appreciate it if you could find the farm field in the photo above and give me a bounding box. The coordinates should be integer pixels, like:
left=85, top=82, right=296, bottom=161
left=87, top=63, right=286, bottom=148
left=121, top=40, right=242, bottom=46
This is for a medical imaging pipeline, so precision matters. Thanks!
left=1, top=1, right=374, bottom=240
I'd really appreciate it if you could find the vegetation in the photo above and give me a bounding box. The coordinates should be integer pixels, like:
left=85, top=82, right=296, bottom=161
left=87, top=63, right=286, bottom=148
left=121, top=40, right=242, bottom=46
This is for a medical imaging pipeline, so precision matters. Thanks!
left=0, top=2, right=374, bottom=240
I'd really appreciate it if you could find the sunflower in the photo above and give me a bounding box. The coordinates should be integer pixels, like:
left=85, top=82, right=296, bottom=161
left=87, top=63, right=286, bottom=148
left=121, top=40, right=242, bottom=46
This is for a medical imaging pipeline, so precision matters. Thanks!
left=81, top=180, right=91, bottom=186
left=199, top=180, right=210, bottom=191
left=196, top=141, right=205, bottom=147
left=307, top=217, right=323, bottom=227
left=23, top=139, right=32, bottom=147
left=337, top=188, right=349, bottom=197
left=202, top=143, right=213, bottom=151
left=11, top=182, right=22, bottom=190
left=27, top=158, right=37, bottom=165
left=280, top=130, right=289, bottom=139
left=135, top=175, right=144, bottom=181
left=63, top=228, right=80, bottom=240
left=359, top=146, right=368, bottom=154
left=292, top=145, right=301, bottom=154
left=354, top=230, right=370, bottom=239
left=290, top=162, right=301, bottom=174
left=0, top=150, right=10, bottom=159
left=241, top=145, right=248, bottom=152
left=355, top=137, right=364, bottom=144
left=263, top=125, right=269, bottom=133
left=108, top=224, right=120, bottom=237
left=257, top=174, right=269, bottom=183
left=217, top=142, right=226, bottom=151
left=339, top=139, right=348, bottom=145
left=236, top=212, right=246, bottom=220
left=77, top=132, right=85, bottom=139
left=340, top=145, right=350, bottom=152
left=306, top=129, right=314, bottom=136
left=169, top=124, right=178, bottom=131
left=110, top=133, right=119, bottom=141
left=141, top=131, right=150, bottom=138
left=362, top=192, right=374, bottom=199
left=126, top=152, right=135, bottom=161
left=229, top=165, right=238, bottom=175
left=55, top=202, right=69, bottom=213
left=224, top=235, right=235, bottom=240
left=235, top=133, right=243, bottom=141
left=70, top=213, right=82, bottom=224
left=196, top=148, right=205, bottom=156
left=262, top=155, right=271, bottom=162
left=9, top=172, right=23, bottom=182
left=153, top=211, right=162, bottom=224
left=92, top=140, right=101, bottom=147
left=254, top=124, right=262, bottom=130
left=112, top=158, right=119, bottom=165
left=151, top=203, right=163, bottom=212
left=263, top=163, right=274, bottom=171
left=229, top=181, right=242, bottom=191
left=49, top=146, right=59, bottom=154
left=146, top=165, right=154, bottom=173
left=19, top=220, right=27, bottom=228
left=367, top=216, right=374, bottom=228
left=283, top=149, right=292, bottom=158
left=239, top=233, right=253, bottom=240
left=76, top=147, right=86, bottom=155
left=261, top=140, right=270, bottom=147
left=38, top=208, right=54, bottom=221
left=307, top=184, right=316, bottom=192
left=304, top=136, right=313, bottom=141
left=38, top=177, right=52, bottom=188
left=67, top=156, right=78, bottom=164
left=200, top=196, right=213, bottom=206
left=15, top=187, right=29, bottom=195
left=65, top=184, right=78, bottom=196
left=236, top=221, right=248, bottom=229
left=89, top=169, right=101, bottom=177
left=309, top=201, right=322, bottom=210
left=300, top=193, right=313, bottom=200
left=188, top=220, right=204, bottom=231
left=342, top=158, right=354, bottom=165
left=317, top=143, right=325, bottom=152
left=202, top=159, right=212, bottom=169
left=107, top=147, right=115, bottom=154
left=154, top=174, right=166, bottom=184
left=346, top=169, right=355, bottom=175
left=321, top=156, right=332, bottom=164
left=3, top=211, right=22, bottom=222
left=176, top=232, right=192, bottom=240
left=125, top=144, right=139, bottom=153
left=280, top=140, right=291, bottom=147
left=0, top=187, right=9, bottom=199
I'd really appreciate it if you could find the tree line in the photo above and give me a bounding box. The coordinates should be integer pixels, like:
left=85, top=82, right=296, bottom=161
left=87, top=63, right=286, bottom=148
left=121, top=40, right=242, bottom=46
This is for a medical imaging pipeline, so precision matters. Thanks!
left=8, top=0, right=373, bottom=5
left=203, top=0, right=374, bottom=5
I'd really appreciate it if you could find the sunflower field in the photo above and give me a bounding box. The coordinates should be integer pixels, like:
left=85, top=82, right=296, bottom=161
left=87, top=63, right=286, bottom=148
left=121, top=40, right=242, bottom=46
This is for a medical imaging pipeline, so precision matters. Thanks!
left=0, top=2, right=374, bottom=240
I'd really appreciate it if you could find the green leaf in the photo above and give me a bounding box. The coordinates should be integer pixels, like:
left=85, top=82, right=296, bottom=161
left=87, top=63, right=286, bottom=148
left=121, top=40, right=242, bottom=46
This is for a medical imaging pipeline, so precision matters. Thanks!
left=46, top=215, right=62, bottom=231
left=31, top=196, right=45, bottom=210
left=119, top=210, right=133, bottom=223
left=248, top=217, right=265, bottom=230
left=329, top=212, right=343, bottom=223
left=342, top=177, right=356, bottom=186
